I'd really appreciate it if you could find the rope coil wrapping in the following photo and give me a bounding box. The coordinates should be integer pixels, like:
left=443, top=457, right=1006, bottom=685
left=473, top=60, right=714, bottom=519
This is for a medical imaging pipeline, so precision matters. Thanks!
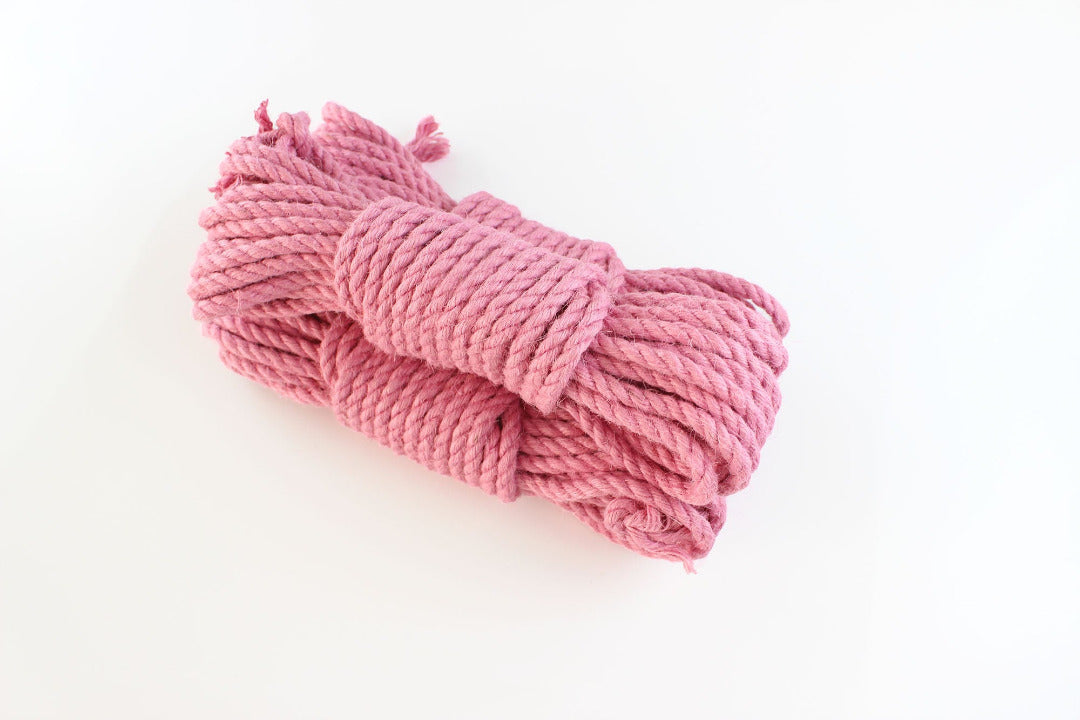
left=189, top=101, right=789, bottom=568
left=335, top=198, right=615, bottom=413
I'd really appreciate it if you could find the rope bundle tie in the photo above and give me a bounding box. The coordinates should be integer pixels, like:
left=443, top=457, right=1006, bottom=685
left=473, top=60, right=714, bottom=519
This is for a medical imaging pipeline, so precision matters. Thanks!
left=189, top=101, right=790, bottom=569
left=336, top=198, right=615, bottom=414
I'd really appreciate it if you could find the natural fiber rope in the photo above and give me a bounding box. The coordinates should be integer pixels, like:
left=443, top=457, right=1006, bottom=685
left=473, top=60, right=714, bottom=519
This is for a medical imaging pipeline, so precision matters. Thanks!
left=189, top=102, right=789, bottom=569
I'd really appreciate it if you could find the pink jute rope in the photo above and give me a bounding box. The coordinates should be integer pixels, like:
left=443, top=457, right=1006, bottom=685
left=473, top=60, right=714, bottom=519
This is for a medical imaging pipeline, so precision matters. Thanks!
left=189, top=101, right=789, bottom=569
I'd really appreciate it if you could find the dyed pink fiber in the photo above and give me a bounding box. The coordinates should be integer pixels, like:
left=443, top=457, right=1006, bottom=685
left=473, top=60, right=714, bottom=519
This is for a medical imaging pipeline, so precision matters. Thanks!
left=189, top=102, right=789, bottom=568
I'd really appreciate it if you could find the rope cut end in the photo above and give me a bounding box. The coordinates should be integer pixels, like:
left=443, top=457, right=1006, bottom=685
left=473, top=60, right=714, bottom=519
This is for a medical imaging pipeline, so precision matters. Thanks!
left=407, top=116, right=450, bottom=163
left=254, top=99, right=273, bottom=132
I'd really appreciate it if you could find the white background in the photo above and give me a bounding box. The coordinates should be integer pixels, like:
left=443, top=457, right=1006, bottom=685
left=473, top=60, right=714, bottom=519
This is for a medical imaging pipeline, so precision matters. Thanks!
left=1, top=1, right=1078, bottom=718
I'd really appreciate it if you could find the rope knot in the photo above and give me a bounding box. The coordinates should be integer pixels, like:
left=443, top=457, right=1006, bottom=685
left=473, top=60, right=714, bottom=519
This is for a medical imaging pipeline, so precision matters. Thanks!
left=334, top=197, right=616, bottom=414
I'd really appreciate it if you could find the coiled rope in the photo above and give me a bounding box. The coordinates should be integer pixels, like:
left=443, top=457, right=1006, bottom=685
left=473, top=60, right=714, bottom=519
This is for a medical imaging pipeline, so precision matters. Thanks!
left=189, top=102, right=789, bottom=568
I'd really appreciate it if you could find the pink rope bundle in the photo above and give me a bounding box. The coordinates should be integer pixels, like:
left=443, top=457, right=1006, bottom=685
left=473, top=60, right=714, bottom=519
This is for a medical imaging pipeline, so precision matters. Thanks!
left=189, top=102, right=789, bottom=568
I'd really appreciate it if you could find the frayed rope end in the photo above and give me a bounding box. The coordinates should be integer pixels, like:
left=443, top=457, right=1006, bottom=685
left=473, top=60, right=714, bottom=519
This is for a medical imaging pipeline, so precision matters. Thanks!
left=406, top=116, right=450, bottom=163
left=254, top=99, right=273, bottom=132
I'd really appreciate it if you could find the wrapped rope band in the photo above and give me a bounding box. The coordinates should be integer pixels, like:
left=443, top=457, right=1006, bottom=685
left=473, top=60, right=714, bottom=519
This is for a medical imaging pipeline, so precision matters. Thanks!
left=335, top=197, right=615, bottom=413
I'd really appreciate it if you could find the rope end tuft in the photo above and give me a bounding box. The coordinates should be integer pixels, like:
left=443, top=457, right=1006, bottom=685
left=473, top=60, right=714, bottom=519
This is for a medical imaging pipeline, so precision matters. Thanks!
left=406, top=116, right=450, bottom=162
left=254, top=99, right=273, bottom=132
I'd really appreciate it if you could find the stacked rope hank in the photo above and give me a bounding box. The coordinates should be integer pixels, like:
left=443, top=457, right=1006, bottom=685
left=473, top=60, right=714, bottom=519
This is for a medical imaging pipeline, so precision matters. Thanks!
left=195, top=104, right=790, bottom=502
left=189, top=101, right=788, bottom=569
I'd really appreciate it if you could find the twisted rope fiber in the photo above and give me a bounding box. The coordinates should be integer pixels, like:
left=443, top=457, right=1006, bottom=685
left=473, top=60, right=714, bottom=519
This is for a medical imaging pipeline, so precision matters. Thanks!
left=189, top=102, right=789, bottom=568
